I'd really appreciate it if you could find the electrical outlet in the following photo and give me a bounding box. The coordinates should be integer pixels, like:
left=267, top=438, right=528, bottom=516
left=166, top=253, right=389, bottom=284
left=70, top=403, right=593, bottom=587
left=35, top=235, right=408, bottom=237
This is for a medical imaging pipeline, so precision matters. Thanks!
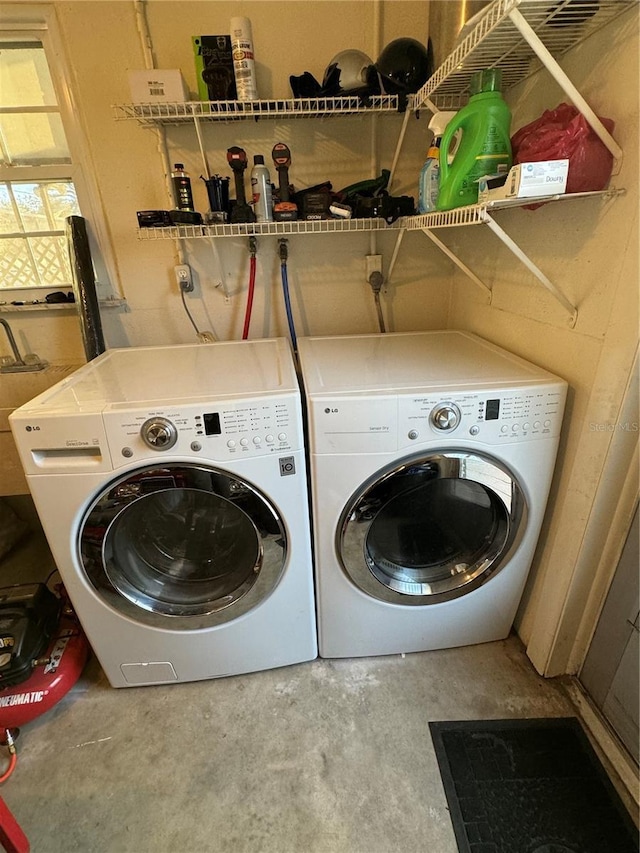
left=175, top=264, right=193, bottom=292
left=365, top=254, right=383, bottom=282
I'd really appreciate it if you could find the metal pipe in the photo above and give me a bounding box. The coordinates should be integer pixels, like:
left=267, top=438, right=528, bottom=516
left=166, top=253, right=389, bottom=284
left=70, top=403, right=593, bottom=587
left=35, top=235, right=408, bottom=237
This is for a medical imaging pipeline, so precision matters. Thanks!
left=133, top=0, right=184, bottom=264
left=0, top=320, right=25, bottom=365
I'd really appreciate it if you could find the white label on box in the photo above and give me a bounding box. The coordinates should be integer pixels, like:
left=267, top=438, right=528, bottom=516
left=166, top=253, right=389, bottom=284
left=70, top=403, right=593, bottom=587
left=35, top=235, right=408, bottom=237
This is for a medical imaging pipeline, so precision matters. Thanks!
left=517, top=160, right=569, bottom=198
left=478, top=159, right=569, bottom=203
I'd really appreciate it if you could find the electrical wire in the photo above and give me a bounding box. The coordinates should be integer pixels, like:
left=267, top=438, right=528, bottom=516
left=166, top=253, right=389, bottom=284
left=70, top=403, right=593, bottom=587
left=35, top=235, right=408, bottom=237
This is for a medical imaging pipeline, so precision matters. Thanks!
left=242, top=239, right=257, bottom=340
left=180, top=285, right=200, bottom=336
left=44, top=568, right=60, bottom=587
left=369, top=270, right=386, bottom=333
left=374, top=290, right=386, bottom=333
left=279, top=240, right=297, bottom=353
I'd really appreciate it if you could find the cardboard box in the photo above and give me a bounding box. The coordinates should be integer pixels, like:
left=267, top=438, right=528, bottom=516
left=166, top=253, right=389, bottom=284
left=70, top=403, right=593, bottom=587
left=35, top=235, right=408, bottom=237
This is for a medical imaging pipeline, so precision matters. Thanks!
left=128, top=70, right=189, bottom=103
left=478, top=159, right=569, bottom=203
left=192, top=35, right=237, bottom=101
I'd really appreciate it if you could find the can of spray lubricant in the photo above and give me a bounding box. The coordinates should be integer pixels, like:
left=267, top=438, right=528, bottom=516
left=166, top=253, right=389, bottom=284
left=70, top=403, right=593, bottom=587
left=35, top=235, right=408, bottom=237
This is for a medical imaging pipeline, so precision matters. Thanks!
left=230, top=16, right=258, bottom=100
left=171, top=163, right=194, bottom=211
left=250, top=155, right=273, bottom=222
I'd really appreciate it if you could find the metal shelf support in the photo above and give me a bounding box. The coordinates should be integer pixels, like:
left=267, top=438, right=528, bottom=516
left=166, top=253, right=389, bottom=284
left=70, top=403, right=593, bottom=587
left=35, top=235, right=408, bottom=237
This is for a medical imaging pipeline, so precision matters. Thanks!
left=483, top=213, right=578, bottom=325
left=507, top=7, right=623, bottom=175
left=421, top=228, right=493, bottom=301
left=385, top=228, right=406, bottom=286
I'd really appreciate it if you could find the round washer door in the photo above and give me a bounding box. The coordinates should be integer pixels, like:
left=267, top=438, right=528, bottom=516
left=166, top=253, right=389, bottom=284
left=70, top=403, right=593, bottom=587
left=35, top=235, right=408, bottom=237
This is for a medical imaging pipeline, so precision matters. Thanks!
left=79, top=464, right=287, bottom=629
left=338, top=451, right=527, bottom=605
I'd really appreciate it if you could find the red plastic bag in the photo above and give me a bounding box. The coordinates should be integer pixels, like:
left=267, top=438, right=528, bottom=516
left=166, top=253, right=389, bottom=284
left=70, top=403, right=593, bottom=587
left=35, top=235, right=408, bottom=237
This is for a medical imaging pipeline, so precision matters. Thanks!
left=511, top=102, right=615, bottom=194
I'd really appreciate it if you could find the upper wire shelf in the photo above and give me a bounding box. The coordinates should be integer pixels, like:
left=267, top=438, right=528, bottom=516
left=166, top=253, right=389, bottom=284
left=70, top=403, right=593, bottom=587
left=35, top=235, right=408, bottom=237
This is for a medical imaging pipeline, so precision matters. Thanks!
left=113, top=96, right=401, bottom=125
left=413, top=0, right=633, bottom=110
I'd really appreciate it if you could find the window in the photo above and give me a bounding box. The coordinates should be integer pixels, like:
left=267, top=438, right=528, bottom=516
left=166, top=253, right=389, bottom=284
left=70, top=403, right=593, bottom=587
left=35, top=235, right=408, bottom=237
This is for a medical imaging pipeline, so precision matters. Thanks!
left=0, top=40, right=84, bottom=289
left=0, top=20, right=116, bottom=296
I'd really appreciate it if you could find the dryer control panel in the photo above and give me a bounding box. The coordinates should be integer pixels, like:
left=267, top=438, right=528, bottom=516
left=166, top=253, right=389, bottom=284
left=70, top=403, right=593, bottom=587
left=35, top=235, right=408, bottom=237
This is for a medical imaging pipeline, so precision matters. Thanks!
left=398, top=382, right=567, bottom=449
left=102, top=394, right=302, bottom=467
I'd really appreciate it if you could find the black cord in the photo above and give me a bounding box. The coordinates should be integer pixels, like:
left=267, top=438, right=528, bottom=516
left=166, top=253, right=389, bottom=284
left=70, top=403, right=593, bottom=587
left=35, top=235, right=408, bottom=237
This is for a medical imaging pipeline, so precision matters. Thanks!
left=374, top=290, right=386, bottom=333
left=45, top=567, right=60, bottom=586
left=180, top=285, right=200, bottom=335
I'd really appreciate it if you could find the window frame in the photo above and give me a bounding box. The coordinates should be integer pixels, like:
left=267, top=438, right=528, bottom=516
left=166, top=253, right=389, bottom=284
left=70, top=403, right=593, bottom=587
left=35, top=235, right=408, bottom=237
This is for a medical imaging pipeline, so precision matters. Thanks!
left=0, top=5, right=119, bottom=297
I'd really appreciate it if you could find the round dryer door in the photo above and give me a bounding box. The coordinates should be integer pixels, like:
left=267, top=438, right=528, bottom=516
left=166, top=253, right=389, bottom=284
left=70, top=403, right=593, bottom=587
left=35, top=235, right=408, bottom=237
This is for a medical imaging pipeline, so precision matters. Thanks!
left=338, top=451, right=527, bottom=605
left=79, top=464, right=287, bottom=629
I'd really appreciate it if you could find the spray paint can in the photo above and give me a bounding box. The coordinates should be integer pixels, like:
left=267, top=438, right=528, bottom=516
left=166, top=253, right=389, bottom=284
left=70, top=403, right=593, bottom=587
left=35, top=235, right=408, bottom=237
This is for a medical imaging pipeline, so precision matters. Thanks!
left=171, top=163, right=194, bottom=211
left=250, top=155, right=273, bottom=222
left=230, top=16, right=258, bottom=100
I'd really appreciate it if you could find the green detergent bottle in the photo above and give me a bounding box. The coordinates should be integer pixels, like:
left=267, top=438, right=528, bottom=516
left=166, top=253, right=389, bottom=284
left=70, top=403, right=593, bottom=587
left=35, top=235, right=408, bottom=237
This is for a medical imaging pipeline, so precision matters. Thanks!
left=437, top=69, right=512, bottom=211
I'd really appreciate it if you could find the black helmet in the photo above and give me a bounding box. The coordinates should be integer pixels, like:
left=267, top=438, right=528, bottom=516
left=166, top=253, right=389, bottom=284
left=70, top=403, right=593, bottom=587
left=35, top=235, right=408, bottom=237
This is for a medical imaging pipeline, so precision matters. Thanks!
left=373, top=37, right=434, bottom=95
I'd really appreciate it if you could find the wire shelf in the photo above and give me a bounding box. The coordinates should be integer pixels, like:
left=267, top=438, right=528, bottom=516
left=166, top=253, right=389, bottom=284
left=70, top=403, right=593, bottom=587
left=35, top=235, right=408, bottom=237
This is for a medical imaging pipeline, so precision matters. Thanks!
left=0, top=298, right=127, bottom=313
left=413, top=0, right=633, bottom=109
left=114, top=96, right=401, bottom=125
left=136, top=189, right=621, bottom=240
left=137, top=217, right=401, bottom=240
left=404, top=188, right=622, bottom=230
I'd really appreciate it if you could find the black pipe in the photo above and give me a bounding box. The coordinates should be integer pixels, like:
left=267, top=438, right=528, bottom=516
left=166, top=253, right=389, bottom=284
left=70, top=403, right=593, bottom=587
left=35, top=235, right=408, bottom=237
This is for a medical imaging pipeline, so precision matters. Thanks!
left=65, top=215, right=106, bottom=361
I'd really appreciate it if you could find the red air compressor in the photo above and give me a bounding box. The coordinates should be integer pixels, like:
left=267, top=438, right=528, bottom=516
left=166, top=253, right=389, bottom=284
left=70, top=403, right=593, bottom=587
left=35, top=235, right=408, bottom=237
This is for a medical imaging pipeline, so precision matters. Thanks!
left=0, top=583, right=89, bottom=782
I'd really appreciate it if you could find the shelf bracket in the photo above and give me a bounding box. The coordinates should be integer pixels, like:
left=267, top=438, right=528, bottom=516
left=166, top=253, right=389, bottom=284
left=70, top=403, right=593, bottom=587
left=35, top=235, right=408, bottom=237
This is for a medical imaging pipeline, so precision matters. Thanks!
left=421, top=228, right=492, bottom=300
left=207, top=236, right=230, bottom=301
left=388, top=108, right=412, bottom=193
left=193, top=115, right=212, bottom=178
left=483, top=213, right=577, bottom=325
left=508, top=7, right=623, bottom=175
left=386, top=227, right=406, bottom=286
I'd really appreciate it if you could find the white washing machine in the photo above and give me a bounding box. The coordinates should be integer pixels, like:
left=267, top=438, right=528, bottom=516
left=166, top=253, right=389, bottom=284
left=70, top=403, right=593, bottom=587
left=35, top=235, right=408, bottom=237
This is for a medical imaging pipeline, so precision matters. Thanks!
left=298, top=330, right=567, bottom=659
left=10, top=339, right=317, bottom=687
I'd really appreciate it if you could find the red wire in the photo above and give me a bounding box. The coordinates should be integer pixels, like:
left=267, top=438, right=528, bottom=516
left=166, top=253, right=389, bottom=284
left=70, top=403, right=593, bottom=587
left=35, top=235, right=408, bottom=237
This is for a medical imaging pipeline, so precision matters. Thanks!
left=0, top=752, right=16, bottom=785
left=242, top=255, right=257, bottom=340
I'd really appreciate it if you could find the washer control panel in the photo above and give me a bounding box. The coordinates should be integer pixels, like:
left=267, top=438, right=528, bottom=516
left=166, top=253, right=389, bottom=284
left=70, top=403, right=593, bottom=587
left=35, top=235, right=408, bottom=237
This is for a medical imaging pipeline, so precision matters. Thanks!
left=399, top=383, right=566, bottom=448
left=103, top=395, right=301, bottom=466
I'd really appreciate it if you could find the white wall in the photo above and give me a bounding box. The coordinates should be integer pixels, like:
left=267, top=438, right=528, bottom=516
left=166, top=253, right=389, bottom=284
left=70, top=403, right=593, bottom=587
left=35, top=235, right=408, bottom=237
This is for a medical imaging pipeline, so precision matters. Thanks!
left=445, top=7, right=639, bottom=675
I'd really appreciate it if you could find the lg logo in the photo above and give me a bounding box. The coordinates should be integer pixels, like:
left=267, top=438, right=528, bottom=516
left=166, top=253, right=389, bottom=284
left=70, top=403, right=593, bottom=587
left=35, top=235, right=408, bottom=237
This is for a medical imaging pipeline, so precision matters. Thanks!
left=25, top=425, right=41, bottom=432
left=324, top=408, right=338, bottom=414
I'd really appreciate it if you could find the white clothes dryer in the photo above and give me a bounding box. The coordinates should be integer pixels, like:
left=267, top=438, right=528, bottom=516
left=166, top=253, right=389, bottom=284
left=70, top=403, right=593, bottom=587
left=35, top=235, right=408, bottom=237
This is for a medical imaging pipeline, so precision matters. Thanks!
left=298, top=331, right=567, bottom=659
left=10, top=339, right=317, bottom=687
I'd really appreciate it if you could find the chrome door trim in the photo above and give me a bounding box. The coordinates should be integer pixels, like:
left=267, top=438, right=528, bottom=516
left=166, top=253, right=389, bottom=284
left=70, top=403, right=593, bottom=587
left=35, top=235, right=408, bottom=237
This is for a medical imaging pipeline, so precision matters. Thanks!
left=78, top=463, right=287, bottom=630
left=337, top=451, right=528, bottom=605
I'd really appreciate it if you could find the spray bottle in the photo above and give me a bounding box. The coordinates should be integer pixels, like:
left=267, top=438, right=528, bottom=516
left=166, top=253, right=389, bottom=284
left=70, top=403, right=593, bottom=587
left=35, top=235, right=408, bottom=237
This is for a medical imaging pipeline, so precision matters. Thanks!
left=171, top=163, right=194, bottom=211
left=230, top=16, right=258, bottom=100
left=418, top=111, right=457, bottom=214
left=250, top=155, right=273, bottom=222
left=437, top=69, right=512, bottom=211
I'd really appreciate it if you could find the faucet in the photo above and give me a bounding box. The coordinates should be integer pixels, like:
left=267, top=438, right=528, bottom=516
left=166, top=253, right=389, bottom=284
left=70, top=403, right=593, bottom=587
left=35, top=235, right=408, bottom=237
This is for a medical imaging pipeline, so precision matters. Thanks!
left=0, top=319, right=48, bottom=373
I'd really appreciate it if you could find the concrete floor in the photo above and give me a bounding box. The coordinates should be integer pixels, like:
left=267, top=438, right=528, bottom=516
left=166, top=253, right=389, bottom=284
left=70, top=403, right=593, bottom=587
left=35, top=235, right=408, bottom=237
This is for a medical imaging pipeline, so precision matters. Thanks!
left=0, top=503, right=623, bottom=853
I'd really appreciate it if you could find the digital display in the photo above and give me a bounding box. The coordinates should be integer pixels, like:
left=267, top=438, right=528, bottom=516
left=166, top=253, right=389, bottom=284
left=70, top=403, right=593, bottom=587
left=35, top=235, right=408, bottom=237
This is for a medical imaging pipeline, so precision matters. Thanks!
left=203, top=412, right=221, bottom=435
left=485, top=399, right=500, bottom=421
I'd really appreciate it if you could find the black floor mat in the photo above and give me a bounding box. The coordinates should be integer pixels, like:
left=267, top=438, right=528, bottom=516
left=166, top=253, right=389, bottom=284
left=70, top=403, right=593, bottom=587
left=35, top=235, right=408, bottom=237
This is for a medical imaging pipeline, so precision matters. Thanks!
left=430, top=717, right=638, bottom=853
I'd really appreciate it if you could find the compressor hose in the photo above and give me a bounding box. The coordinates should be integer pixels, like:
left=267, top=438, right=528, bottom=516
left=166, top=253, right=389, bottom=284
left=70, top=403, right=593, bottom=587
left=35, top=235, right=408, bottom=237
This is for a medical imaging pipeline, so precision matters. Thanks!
left=0, top=731, right=17, bottom=784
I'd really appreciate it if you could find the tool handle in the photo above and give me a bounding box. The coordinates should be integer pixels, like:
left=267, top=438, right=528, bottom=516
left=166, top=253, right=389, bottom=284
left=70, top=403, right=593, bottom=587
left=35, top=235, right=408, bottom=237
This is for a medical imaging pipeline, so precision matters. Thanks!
left=227, top=147, right=248, bottom=205
left=272, top=143, right=292, bottom=203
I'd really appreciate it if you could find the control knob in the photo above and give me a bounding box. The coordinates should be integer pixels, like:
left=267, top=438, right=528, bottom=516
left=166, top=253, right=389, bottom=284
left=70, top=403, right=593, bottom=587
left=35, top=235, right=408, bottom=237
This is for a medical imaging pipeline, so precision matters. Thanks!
left=430, top=402, right=461, bottom=432
left=141, top=416, right=178, bottom=451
